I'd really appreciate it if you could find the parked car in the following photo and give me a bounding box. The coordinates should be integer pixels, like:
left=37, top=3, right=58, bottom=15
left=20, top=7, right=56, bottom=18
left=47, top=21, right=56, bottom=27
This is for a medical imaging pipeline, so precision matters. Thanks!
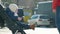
left=28, top=14, right=50, bottom=26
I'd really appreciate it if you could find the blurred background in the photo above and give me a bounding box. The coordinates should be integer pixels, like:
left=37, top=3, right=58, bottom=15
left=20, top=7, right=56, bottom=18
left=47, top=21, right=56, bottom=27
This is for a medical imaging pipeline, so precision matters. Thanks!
left=0, top=0, right=56, bottom=28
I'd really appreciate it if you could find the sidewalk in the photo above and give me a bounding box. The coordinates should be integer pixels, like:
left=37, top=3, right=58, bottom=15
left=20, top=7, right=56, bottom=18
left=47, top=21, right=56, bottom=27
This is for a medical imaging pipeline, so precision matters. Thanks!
left=0, top=27, right=59, bottom=34
left=0, top=27, right=12, bottom=34
left=24, top=27, right=59, bottom=34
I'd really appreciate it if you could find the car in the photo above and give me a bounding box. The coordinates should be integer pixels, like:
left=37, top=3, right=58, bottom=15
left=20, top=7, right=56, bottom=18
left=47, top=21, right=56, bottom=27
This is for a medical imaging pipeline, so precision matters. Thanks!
left=28, top=14, right=50, bottom=26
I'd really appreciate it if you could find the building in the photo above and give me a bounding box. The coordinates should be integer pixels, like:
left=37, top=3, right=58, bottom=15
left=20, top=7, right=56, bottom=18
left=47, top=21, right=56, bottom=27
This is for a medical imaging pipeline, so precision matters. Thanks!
left=2, top=0, right=35, bottom=9
left=2, top=0, right=52, bottom=9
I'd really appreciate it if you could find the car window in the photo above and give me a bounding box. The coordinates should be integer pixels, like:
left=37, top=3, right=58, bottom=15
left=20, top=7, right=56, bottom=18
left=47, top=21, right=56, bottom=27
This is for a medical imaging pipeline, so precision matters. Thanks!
left=40, top=16, right=49, bottom=19
left=31, top=15, right=38, bottom=19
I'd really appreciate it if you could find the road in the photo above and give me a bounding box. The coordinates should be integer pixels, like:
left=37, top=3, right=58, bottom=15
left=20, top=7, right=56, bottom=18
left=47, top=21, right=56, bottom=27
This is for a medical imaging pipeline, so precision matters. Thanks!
left=0, top=27, right=59, bottom=34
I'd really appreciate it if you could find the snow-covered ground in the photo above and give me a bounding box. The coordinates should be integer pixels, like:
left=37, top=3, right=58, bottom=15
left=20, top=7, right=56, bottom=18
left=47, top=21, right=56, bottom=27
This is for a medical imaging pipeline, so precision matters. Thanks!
left=0, top=27, right=12, bottom=34
left=0, top=27, right=59, bottom=34
left=24, top=27, right=59, bottom=34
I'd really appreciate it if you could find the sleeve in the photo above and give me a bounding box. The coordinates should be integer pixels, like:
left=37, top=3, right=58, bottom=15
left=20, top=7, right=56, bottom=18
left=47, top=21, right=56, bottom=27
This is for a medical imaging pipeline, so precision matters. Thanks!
left=52, top=0, right=57, bottom=10
left=6, top=8, right=18, bottom=21
left=9, top=13, right=18, bottom=21
left=17, top=22, right=30, bottom=29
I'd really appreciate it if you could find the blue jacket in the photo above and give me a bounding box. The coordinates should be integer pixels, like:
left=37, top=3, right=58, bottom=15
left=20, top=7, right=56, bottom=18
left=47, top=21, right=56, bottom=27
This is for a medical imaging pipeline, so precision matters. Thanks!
left=6, top=8, right=18, bottom=21
left=6, top=8, right=30, bottom=29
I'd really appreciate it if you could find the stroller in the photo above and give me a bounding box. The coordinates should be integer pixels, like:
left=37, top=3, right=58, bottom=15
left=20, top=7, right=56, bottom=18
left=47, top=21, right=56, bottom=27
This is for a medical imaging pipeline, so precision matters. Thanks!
left=0, top=5, right=27, bottom=34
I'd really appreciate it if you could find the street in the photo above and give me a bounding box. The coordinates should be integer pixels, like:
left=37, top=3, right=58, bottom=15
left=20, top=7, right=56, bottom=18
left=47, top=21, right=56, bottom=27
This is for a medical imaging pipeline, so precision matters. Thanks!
left=0, top=27, right=59, bottom=34
left=24, top=27, right=59, bottom=34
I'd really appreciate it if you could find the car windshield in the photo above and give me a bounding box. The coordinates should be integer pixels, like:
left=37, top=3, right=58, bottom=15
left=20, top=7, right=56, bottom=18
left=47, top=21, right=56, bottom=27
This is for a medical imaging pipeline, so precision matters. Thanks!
left=31, top=15, right=38, bottom=19
left=40, top=16, right=49, bottom=19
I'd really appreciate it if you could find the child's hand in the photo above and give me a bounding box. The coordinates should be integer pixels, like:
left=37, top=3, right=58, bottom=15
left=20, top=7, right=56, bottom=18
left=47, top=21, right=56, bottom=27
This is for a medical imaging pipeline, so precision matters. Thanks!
left=53, top=9, right=56, bottom=14
left=18, top=17, right=22, bottom=21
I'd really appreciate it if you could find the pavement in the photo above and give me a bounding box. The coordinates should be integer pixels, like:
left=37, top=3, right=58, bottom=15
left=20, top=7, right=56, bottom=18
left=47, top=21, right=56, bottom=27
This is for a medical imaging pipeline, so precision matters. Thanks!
left=0, top=27, right=59, bottom=34
left=24, top=27, right=59, bottom=34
